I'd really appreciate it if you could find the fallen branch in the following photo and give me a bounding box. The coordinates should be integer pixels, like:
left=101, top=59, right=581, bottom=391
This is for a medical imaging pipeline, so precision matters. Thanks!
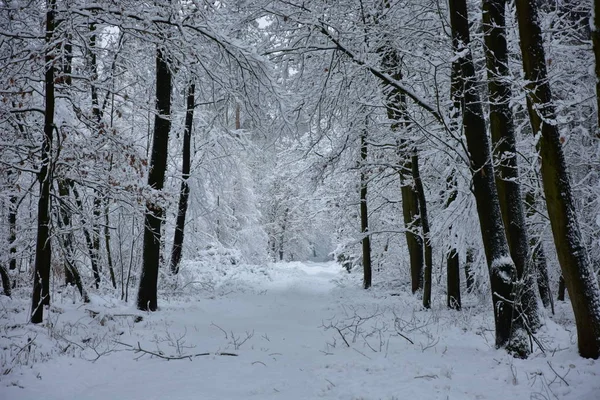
left=335, top=326, right=350, bottom=348
left=546, top=361, right=569, bottom=386
left=114, top=341, right=238, bottom=360
left=86, top=309, right=143, bottom=323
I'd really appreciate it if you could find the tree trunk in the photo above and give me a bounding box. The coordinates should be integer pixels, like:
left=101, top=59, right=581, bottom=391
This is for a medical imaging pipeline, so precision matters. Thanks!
left=447, top=37, right=462, bottom=310
left=360, top=128, right=372, bottom=289
left=524, top=191, right=554, bottom=313
left=465, top=248, right=475, bottom=293
left=450, top=0, right=528, bottom=357
left=482, top=0, right=541, bottom=331
left=0, top=265, right=11, bottom=297
left=411, top=152, right=432, bottom=308
left=446, top=175, right=461, bottom=310
left=279, top=208, right=288, bottom=262
left=104, top=197, right=117, bottom=289
left=533, top=241, right=553, bottom=314
left=360, top=127, right=371, bottom=289
left=400, top=155, right=423, bottom=293
left=57, top=181, right=89, bottom=302
left=558, top=276, right=566, bottom=301
left=8, top=190, right=17, bottom=271
left=381, top=49, right=423, bottom=293
left=89, top=22, right=104, bottom=289
left=170, top=83, right=195, bottom=274
left=592, top=0, right=600, bottom=137
left=31, top=0, right=56, bottom=323
left=515, top=0, right=600, bottom=359
left=69, top=182, right=101, bottom=288
left=447, top=249, right=460, bottom=309
left=137, top=48, right=172, bottom=311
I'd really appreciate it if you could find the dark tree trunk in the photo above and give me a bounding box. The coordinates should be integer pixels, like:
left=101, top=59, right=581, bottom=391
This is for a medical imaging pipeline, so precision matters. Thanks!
left=381, top=49, right=423, bottom=293
left=482, top=0, right=541, bottom=331
left=447, top=249, right=460, bottom=309
left=524, top=191, right=554, bottom=313
left=0, top=265, right=11, bottom=297
left=558, top=276, right=566, bottom=301
left=170, top=83, right=195, bottom=274
left=8, top=189, right=17, bottom=271
left=360, top=128, right=372, bottom=289
left=450, top=0, right=528, bottom=356
left=411, top=152, right=432, bottom=308
left=137, top=48, right=172, bottom=311
left=279, top=208, right=288, bottom=262
left=104, top=198, right=116, bottom=289
left=446, top=41, right=463, bottom=310
left=401, top=156, right=423, bottom=293
left=446, top=175, right=461, bottom=310
left=56, top=181, right=89, bottom=302
left=31, top=0, right=56, bottom=324
left=533, top=242, right=553, bottom=313
left=516, top=0, right=600, bottom=359
left=465, top=248, right=475, bottom=292
left=593, top=0, right=600, bottom=137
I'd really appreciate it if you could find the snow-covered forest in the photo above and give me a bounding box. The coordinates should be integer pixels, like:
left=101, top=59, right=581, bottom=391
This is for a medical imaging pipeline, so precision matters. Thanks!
left=1, top=0, right=600, bottom=398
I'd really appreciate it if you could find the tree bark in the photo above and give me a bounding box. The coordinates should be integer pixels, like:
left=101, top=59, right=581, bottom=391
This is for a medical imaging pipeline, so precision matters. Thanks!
left=558, top=276, right=566, bottom=301
left=381, top=49, right=423, bottom=293
left=465, top=248, right=475, bottom=293
left=104, top=197, right=117, bottom=289
left=360, top=128, right=372, bottom=289
left=482, top=0, right=541, bottom=331
left=8, top=188, right=17, bottom=272
left=279, top=208, right=289, bottom=262
left=69, top=182, right=101, bottom=288
left=524, top=191, right=554, bottom=313
left=170, top=83, right=195, bottom=274
left=446, top=175, right=461, bottom=309
left=31, top=0, right=56, bottom=323
left=411, top=152, right=432, bottom=308
left=56, top=181, right=89, bottom=302
left=450, top=0, right=528, bottom=356
left=137, top=48, right=172, bottom=311
left=0, top=265, right=11, bottom=297
left=515, top=0, right=600, bottom=359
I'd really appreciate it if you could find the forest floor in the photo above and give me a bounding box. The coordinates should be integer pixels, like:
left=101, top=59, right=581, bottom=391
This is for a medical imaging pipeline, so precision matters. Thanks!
left=0, top=261, right=598, bottom=400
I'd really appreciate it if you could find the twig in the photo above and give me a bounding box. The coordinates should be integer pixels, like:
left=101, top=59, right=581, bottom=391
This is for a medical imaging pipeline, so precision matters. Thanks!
left=335, top=326, right=350, bottom=347
left=395, top=331, right=414, bottom=345
left=546, top=361, right=569, bottom=386
left=210, top=322, right=228, bottom=339
left=114, top=341, right=237, bottom=359
left=414, top=374, right=438, bottom=380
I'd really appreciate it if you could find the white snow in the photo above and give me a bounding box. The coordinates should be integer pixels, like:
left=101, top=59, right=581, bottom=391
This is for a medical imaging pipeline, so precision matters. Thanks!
left=1, top=261, right=599, bottom=400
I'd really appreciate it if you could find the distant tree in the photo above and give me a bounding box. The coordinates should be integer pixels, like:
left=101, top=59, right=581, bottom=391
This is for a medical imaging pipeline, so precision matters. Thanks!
left=170, top=83, right=195, bottom=275
left=360, top=124, right=372, bottom=289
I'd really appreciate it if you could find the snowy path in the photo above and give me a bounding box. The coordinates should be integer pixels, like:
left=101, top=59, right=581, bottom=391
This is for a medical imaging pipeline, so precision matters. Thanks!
left=1, top=261, right=599, bottom=400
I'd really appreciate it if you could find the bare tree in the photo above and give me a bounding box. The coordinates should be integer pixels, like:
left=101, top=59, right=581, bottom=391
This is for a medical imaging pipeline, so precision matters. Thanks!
left=482, top=0, right=541, bottom=330
left=515, top=0, right=600, bottom=358
left=31, top=0, right=56, bottom=323
left=137, top=47, right=172, bottom=311
left=170, top=83, right=195, bottom=275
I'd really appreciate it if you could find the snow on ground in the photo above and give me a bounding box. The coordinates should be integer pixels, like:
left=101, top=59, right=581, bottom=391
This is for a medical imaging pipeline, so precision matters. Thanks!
left=1, top=261, right=599, bottom=400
